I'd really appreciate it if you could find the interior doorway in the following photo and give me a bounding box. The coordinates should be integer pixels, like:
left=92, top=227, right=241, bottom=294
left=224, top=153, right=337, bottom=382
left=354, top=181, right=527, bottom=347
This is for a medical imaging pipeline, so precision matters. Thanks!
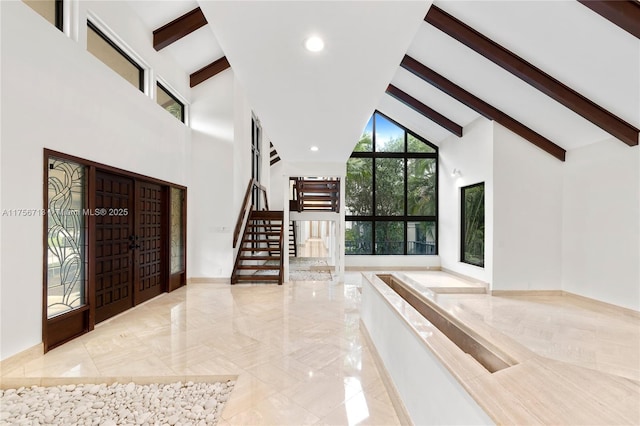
left=298, top=220, right=330, bottom=257
left=289, top=220, right=334, bottom=281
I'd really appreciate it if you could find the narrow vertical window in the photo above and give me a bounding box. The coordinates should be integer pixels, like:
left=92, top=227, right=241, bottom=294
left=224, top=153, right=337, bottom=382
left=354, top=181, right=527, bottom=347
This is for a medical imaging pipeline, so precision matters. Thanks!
left=170, top=187, right=185, bottom=274
left=23, top=0, right=63, bottom=30
left=47, top=158, right=87, bottom=318
left=87, top=21, right=144, bottom=91
left=251, top=116, right=262, bottom=209
left=461, top=183, right=485, bottom=267
left=157, top=83, right=184, bottom=122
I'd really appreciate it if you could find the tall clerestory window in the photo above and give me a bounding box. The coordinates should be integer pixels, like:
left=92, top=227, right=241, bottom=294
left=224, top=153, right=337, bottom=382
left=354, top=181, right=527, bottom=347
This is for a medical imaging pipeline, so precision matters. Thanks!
left=345, top=112, right=438, bottom=255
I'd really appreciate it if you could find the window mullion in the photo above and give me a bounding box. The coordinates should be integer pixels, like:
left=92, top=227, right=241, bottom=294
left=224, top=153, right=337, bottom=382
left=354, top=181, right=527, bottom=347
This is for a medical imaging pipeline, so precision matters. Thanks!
left=404, top=156, right=408, bottom=255
left=372, top=114, right=377, bottom=254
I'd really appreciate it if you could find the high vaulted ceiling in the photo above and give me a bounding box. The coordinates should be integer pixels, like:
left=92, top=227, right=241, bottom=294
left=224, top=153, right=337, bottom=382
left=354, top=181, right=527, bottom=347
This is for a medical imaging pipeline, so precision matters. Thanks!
left=200, top=1, right=431, bottom=163
left=128, top=0, right=640, bottom=164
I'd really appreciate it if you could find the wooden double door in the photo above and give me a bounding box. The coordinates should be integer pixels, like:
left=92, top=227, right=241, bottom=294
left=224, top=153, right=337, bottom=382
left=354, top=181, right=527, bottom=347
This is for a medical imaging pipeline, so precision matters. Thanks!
left=94, top=171, right=165, bottom=323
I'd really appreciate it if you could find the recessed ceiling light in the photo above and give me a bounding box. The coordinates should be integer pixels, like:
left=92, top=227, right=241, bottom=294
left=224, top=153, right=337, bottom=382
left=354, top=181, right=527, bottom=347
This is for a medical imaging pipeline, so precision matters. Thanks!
left=304, top=36, right=324, bottom=52
left=310, top=146, right=319, bottom=152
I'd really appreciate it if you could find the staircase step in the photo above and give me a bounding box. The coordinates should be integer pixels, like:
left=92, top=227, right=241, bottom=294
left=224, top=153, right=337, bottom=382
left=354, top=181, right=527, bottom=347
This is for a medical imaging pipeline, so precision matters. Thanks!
left=239, top=256, right=280, bottom=261
left=250, top=210, right=284, bottom=220
left=242, top=239, right=280, bottom=243
left=236, top=265, right=280, bottom=270
left=247, top=224, right=282, bottom=228
left=240, top=247, right=282, bottom=251
left=235, top=275, right=280, bottom=281
left=299, top=195, right=336, bottom=200
left=250, top=232, right=281, bottom=236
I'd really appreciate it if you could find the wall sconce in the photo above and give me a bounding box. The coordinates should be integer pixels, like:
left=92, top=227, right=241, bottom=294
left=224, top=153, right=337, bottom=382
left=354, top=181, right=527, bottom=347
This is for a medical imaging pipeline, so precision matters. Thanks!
left=451, top=168, right=462, bottom=178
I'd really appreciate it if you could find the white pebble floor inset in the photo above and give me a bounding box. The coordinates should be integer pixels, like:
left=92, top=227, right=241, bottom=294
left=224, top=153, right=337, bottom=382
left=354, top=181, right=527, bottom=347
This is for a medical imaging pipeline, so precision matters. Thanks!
left=0, top=380, right=235, bottom=425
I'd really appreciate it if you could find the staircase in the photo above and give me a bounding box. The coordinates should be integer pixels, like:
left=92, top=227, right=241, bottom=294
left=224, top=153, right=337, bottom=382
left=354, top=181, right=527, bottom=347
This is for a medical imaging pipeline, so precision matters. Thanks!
left=289, top=221, right=297, bottom=257
left=291, top=178, right=340, bottom=212
left=232, top=210, right=284, bottom=284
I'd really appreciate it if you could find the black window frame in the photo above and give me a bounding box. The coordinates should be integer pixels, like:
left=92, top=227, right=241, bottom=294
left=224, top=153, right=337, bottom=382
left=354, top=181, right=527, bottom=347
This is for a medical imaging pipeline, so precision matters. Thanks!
left=156, top=82, right=185, bottom=123
left=346, top=111, right=439, bottom=255
left=460, top=182, right=485, bottom=267
left=54, top=0, right=63, bottom=30
left=87, top=20, right=144, bottom=92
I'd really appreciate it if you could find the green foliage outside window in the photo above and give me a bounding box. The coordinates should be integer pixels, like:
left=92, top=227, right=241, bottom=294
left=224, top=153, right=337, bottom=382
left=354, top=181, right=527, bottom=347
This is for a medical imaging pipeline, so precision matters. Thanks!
left=461, top=183, right=484, bottom=267
left=345, top=112, right=438, bottom=255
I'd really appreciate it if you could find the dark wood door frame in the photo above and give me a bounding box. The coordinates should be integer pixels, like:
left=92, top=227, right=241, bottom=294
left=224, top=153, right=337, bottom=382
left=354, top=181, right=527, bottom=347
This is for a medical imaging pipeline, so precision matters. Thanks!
left=43, top=149, right=187, bottom=352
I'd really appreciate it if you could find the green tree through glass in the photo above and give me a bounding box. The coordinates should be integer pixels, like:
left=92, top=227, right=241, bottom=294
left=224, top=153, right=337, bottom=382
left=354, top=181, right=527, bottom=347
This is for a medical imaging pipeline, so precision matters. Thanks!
left=346, top=112, right=438, bottom=255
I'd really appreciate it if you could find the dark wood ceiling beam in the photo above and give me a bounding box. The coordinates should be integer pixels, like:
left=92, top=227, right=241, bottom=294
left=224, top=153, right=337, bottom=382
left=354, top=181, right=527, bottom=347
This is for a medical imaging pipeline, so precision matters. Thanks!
left=578, top=0, right=640, bottom=39
left=153, top=7, right=207, bottom=51
left=386, top=84, right=463, bottom=137
left=425, top=6, right=639, bottom=147
left=401, top=55, right=567, bottom=161
left=190, top=57, right=231, bottom=87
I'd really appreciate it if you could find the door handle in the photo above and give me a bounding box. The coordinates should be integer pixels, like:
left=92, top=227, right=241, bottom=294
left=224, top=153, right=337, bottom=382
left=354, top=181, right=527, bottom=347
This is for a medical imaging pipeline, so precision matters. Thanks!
left=129, top=235, right=140, bottom=250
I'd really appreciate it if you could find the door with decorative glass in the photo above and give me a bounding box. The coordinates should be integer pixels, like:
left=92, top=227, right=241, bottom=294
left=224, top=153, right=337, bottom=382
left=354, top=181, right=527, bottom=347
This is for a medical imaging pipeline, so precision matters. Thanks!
left=169, top=187, right=186, bottom=291
left=44, top=152, right=185, bottom=351
left=45, top=157, right=90, bottom=350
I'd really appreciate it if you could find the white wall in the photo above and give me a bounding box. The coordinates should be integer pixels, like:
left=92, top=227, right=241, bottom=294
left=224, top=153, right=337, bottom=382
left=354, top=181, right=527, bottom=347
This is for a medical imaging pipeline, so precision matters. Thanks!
left=188, top=71, right=235, bottom=278
left=0, top=1, right=190, bottom=359
left=74, top=1, right=189, bottom=101
left=492, top=123, right=564, bottom=291
left=439, top=118, right=494, bottom=283
left=186, top=64, right=262, bottom=280
left=268, top=161, right=286, bottom=211
left=562, top=140, right=640, bottom=310
left=233, top=77, right=253, bottom=214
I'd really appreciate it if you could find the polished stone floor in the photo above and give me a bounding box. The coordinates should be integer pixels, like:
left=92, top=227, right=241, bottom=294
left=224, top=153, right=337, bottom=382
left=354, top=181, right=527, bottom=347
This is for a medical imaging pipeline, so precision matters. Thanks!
left=297, top=238, right=329, bottom=258
left=4, top=271, right=639, bottom=425
left=2, top=275, right=400, bottom=425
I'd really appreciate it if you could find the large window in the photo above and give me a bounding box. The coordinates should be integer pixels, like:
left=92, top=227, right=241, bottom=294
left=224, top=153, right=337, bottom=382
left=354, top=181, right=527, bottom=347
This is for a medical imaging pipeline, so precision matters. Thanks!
left=461, top=183, right=484, bottom=267
left=87, top=21, right=144, bottom=92
left=346, top=112, right=438, bottom=255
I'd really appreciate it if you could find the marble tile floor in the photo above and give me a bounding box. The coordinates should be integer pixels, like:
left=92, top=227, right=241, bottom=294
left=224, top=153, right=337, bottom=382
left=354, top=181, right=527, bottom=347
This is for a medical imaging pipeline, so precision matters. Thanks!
left=378, top=272, right=639, bottom=383
left=2, top=275, right=400, bottom=425
left=4, top=271, right=639, bottom=425
left=394, top=271, right=487, bottom=294
left=434, top=291, right=640, bottom=382
left=297, top=239, right=329, bottom=258
left=289, top=258, right=333, bottom=281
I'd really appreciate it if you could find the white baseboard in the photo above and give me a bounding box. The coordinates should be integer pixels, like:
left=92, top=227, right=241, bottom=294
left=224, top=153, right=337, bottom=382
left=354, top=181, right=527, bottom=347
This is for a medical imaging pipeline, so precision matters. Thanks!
left=0, top=343, right=44, bottom=376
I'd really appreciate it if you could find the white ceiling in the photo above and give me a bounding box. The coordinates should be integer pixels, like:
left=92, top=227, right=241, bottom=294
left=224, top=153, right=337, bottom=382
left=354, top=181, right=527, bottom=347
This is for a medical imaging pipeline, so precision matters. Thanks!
left=405, top=23, right=613, bottom=150
left=199, top=0, right=431, bottom=163
left=126, top=0, right=639, bottom=162
left=436, top=0, right=640, bottom=128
